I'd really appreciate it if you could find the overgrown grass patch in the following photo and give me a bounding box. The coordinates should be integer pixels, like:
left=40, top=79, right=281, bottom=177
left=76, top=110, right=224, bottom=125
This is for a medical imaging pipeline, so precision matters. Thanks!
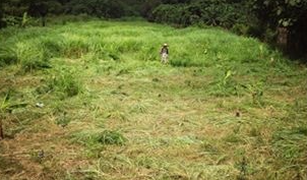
left=0, top=45, right=18, bottom=66
left=46, top=68, right=83, bottom=98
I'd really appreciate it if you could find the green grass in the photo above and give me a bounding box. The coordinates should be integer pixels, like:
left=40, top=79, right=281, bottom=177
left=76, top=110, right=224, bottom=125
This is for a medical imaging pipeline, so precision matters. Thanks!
left=0, top=19, right=306, bottom=180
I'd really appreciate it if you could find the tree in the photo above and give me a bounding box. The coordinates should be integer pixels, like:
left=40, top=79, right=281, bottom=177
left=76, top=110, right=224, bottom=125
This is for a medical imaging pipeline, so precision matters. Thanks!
left=64, top=0, right=126, bottom=18
left=141, top=0, right=162, bottom=21
left=151, top=0, right=249, bottom=28
left=0, top=0, right=6, bottom=29
left=28, top=1, right=49, bottom=26
left=253, top=0, right=307, bottom=57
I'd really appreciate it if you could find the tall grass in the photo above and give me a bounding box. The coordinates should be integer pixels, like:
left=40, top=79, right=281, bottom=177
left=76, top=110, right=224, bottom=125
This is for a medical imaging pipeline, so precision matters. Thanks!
left=47, top=68, right=83, bottom=98
left=1, top=20, right=288, bottom=71
left=15, top=41, right=51, bottom=71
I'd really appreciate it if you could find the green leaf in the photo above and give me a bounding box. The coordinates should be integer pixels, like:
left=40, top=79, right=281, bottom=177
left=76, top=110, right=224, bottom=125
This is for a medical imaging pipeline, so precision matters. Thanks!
left=282, top=20, right=290, bottom=27
left=277, top=8, right=282, bottom=15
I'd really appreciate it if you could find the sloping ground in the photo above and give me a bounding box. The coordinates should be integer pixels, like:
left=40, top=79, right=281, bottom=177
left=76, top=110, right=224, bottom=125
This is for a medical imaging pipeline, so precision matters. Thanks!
left=0, top=20, right=306, bottom=180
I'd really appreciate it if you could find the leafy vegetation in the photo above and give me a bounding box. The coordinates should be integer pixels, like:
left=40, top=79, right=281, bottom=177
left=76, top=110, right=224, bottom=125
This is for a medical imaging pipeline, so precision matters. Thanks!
left=253, top=0, right=307, bottom=57
left=152, top=0, right=250, bottom=28
left=0, top=19, right=306, bottom=180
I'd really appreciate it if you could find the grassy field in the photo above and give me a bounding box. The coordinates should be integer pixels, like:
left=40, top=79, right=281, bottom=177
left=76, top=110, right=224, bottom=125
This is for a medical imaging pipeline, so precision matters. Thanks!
left=0, top=20, right=306, bottom=180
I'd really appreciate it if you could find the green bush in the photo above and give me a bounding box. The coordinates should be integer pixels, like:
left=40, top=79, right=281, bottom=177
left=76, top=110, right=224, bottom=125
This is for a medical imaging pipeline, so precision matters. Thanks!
left=46, top=1, right=64, bottom=15
left=152, top=0, right=250, bottom=28
left=231, top=24, right=250, bottom=36
left=3, top=15, right=21, bottom=27
left=65, top=0, right=126, bottom=18
left=152, top=4, right=185, bottom=25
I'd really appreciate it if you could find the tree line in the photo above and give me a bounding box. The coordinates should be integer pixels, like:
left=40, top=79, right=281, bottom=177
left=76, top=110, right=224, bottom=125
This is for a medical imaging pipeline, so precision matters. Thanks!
left=0, top=0, right=306, bottom=58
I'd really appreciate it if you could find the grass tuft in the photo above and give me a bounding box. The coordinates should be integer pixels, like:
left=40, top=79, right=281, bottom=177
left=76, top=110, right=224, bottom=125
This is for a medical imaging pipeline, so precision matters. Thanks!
left=47, top=68, right=83, bottom=98
left=98, top=130, right=126, bottom=145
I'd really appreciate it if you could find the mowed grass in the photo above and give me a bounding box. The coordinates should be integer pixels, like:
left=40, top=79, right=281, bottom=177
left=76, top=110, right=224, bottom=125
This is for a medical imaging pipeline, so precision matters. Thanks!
left=0, top=20, right=307, bottom=180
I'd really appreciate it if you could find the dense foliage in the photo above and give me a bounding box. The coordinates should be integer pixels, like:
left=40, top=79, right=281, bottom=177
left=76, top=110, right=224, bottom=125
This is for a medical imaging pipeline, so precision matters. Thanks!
left=152, top=0, right=251, bottom=28
left=1, top=0, right=143, bottom=19
left=253, top=0, right=307, bottom=57
left=0, top=1, right=6, bottom=28
left=149, top=0, right=307, bottom=58
left=64, top=0, right=126, bottom=18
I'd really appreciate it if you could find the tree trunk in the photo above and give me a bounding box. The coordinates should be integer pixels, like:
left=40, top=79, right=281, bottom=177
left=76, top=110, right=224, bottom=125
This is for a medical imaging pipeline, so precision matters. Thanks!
left=277, top=27, right=288, bottom=52
left=42, top=16, right=46, bottom=27
left=288, top=13, right=307, bottom=60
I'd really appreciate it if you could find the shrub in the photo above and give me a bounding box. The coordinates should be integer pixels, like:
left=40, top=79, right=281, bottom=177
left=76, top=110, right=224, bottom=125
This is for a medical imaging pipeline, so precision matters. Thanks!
left=65, top=0, right=126, bottom=18
left=2, top=15, right=21, bottom=27
left=152, top=4, right=185, bottom=25
left=231, top=24, right=250, bottom=36
left=46, top=1, right=64, bottom=15
left=151, top=0, right=250, bottom=28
